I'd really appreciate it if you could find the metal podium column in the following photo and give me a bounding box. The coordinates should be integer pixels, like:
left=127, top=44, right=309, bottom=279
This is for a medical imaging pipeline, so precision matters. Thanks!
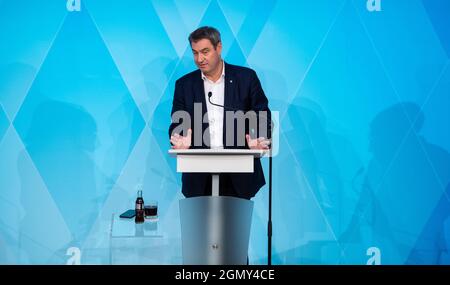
left=212, top=174, right=220, bottom=196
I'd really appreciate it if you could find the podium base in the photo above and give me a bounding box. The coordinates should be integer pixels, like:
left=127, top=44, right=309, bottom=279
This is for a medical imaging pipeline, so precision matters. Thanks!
left=179, top=196, right=253, bottom=265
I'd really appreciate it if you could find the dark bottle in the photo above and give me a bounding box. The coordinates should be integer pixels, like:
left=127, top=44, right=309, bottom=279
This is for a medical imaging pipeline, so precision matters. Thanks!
left=135, top=188, right=145, bottom=224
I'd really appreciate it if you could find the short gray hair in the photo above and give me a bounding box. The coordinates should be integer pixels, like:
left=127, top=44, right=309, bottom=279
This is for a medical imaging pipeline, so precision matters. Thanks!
left=188, top=26, right=221, bottom=48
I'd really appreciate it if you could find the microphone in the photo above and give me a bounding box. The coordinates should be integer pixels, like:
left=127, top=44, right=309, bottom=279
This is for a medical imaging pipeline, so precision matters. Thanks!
left=208, top=91, right=273, bottom=140
left=207, top=91, right=240, bottom=111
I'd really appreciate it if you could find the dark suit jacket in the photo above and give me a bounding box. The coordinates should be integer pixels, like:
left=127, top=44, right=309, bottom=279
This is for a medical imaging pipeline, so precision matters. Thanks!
left=169, top=62, right=271, bottom=199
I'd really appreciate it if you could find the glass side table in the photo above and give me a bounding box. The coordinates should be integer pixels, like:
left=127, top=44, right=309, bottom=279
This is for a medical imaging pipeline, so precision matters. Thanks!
left=109, top=213, right=168, bottom=264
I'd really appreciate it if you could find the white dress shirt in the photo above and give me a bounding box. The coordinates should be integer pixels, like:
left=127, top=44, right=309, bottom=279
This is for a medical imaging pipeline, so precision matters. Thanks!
left=202, top=61, right=225, bottom=149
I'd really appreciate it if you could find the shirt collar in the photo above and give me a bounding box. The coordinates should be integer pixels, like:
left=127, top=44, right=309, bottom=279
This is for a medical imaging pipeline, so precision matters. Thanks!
left=201, top=60, right=225, bottom=83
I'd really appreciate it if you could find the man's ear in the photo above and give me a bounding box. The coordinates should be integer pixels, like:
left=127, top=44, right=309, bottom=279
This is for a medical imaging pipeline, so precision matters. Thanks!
left=216, top=41, right=222, bottom=55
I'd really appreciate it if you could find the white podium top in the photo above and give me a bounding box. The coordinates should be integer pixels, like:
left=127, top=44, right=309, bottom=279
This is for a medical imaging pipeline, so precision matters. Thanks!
left=168, top=148, right=268, bottom=173
left=168, top=148, right=268, bottom=158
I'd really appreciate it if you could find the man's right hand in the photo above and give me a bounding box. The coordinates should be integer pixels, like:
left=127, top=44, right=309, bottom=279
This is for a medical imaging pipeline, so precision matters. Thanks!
left=170, top=128, right=192, bottom=149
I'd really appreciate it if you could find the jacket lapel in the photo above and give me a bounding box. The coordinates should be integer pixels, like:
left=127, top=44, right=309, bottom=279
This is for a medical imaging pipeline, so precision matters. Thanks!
left=192, top=70, right=209, bottom=148
left=223, top=63, right=236, bottom=148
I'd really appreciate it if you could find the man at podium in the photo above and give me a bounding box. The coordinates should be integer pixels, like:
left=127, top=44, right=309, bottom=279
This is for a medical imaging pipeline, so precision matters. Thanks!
left=169, top=26, right=271, bottom=200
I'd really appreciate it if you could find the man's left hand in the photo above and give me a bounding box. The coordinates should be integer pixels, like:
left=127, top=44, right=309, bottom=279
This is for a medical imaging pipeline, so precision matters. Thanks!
left=246, top=134, right=271, bottom=150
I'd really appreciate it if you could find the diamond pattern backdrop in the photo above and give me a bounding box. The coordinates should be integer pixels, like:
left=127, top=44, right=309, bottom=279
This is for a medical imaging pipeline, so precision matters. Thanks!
left=0, top=0, right=449, bottom=264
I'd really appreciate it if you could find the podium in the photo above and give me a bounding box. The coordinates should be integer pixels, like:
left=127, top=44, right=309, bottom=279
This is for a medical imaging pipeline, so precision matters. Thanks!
left=169, top=149, right=267, bottom=265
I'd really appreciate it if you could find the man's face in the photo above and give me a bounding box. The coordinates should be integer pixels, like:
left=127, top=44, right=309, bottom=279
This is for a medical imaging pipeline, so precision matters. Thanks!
left=191, top=38, right=222, bottom=75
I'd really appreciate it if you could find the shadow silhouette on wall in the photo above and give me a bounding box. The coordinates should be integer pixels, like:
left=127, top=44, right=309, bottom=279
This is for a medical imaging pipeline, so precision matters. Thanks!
left=341, top=102, right=450, bottom=264
left=273, top=97, right=362, bottom=264
left=18, top=100, right=101, bottom=262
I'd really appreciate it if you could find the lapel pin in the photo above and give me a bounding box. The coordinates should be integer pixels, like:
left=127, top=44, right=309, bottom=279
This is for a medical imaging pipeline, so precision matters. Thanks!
left=230, top=80, right=233, bottom=83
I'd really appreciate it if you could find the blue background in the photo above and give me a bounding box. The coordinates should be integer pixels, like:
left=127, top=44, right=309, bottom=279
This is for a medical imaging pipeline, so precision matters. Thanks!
left=0, top=0, right=449, bottom=264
